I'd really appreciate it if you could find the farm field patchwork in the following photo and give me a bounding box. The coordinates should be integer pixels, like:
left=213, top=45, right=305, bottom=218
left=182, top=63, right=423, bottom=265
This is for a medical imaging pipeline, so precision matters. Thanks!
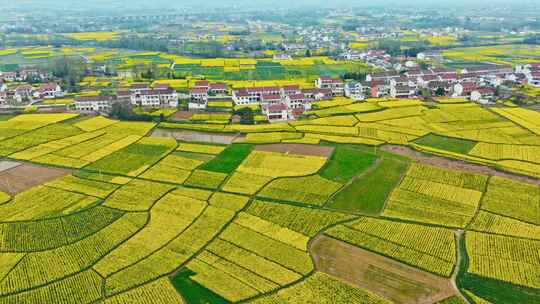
left=0, top=113, right=538, bottom=303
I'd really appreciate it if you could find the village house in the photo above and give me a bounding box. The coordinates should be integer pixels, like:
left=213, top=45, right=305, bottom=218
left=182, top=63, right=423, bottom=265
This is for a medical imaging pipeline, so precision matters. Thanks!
left=315, top=76, right=344, bottom=96
left=285, top=93, right=312, bottom=110
left=131, top=89, right=179, bottom=108
left=129, top=83, right=151, bottom=94
left=470, top=88, right=496, bottom=104
left=0, top=71, right=18, bottom=82
left=189, top=87, right=209, bottom=110
left=301, top=88, right=333, bottom=100
left=344, top=82, right=366, bottom=101
left=0, top=92, right=7, bottom=106
left=261, top=103, right=289, bottom=122
left=451, top=82, right=477, bottom=98
left=74, top=95, right=115, bottom=112
left=390, top=84, right=417, bottom=98
left=209, top=83, right=228, bottom=96
left=37, top=83, right=63, bottom=99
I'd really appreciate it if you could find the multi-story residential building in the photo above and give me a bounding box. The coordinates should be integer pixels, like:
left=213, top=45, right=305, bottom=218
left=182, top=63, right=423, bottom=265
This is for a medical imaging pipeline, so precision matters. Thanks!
left=189, top=87, right=209, bottom=110
left=315, top=76, right=344, bottom=96
left=74, top=96, right=115, bottom=112
left=131, top=89, right=179, bottom=107
left=344, top=82, right=366, bottom=101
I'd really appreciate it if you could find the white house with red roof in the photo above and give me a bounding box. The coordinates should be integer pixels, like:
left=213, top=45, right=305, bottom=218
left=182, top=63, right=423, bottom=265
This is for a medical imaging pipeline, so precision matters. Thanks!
left=262, top=103, right=289, bottom=122
left=37, top=83, right=63, bottom=99
left=209, top=83, right=228, bottom=96
left=189, top=87, right=209, bottom=110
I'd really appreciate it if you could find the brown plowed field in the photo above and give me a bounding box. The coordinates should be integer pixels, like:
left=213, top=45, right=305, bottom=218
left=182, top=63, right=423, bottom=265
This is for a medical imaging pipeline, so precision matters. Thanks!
left=311, top=235, right=458, bottom=304
left=0, top=164, right=70, bottom=195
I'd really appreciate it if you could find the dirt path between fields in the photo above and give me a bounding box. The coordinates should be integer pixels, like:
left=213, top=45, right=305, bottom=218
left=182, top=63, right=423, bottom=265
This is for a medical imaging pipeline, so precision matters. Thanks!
left=381, top=145, right=540, bottom=186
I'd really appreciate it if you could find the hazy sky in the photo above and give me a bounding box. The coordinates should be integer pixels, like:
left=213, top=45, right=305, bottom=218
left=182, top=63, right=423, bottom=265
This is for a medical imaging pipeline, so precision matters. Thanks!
left=4, top=0, right=540, bottom=7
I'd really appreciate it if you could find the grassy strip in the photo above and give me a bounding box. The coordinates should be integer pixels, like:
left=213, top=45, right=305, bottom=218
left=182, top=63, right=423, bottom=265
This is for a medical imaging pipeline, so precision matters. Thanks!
left=200, top=144, right=252, bottom=174
left=328, top=155, right=409, bottom=214
left=414, top=134, right=477, bottom=154
left=171, top=269, right=229, bottom=304
left=319, top=144, right=378, bottom=183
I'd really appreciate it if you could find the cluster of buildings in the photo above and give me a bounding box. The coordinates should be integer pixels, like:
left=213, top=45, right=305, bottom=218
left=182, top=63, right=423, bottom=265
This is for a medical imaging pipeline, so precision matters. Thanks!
left=74, top=83, right=181, bottom=112
left=0, top=69, right=53, bottom=83
left=188, top=80, right=229, bottom=110
left=228, top=77, right=343, bottom=122
left=344, top=64, right=523, bottom=103
left=515, top=62, right=540, bottom=87
left=0, top=82, right=63, bottom=106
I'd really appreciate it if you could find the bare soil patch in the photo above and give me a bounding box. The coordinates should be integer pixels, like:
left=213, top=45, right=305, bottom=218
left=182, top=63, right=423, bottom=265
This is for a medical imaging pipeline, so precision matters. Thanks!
left=255, top=143, right=334, bottom=157
left=382, top=145, right=540, bottom=186
left=0, top=164, right=71, bottom=195
left=0, top=161, right=21, bottom=173
left=310, top=235, right=458, bottom=304
left=170, top=111, right=196, bottom=121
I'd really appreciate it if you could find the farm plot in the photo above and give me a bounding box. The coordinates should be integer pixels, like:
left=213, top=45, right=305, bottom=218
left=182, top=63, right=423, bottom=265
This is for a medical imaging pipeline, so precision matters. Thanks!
left=86, top=137, right=177, bottom=176
left=469, top=211, right=540, bottom=240
left=177, top=142, right=226, bottom=155
left=104, top=204, right=240, bottom=295
left=0, top=206, right=123, bottom=252
left=0, top=212, right=148, bottom=296
left=329, top=155, right=409, bottom=214
left=311, top=235, right=458, bottom=304
left=465, top=231, right=540, bottom=289
left=382, top=163, right=486, bottom=227
left=184, top=169, right=228, bottom=189
left=249, top=272, right=391, bottom=304
left=258, top=175, right=342, bottom=206
left=103, top=277, right=184, bottom=304
left=103, top=179, right=175, bottom=211
left=140, top=153, right=203, bottom=184
left=469, top=143, right=540, bottom=164
left=44, top=174, right=119, bottom=198
left=222, top=149, right=328, bottom=195
left=0, top=163, right=70, bottom=194
left=325, top=217, right=457, bottom=277
left=480, top=176, right=539, bottom=224
left=0, top=186, right=99, bottom=222
left=0, top=123, right=82, bottom=156
left=180, top=212, right=313, bottom=302
left=74, top=116, right=118, bottom=132
left=244, top=132, right=303, bottom=144
left=247, top=199, right=354, bottom=236
left=94, top=190, right=207, bottom=277
left=492, top=106, right=540, bottom=136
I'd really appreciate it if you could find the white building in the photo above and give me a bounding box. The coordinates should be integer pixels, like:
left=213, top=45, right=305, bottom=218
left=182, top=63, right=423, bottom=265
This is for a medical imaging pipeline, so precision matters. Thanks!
left=74, top=96, right=115, bottom=112
left=131, top=89, right=179, bottom=107
left=344, top=82, right=366, bottom=101
left=37, top=83, right=63, bottom=99
left=315, top=77, right=344, bottom=96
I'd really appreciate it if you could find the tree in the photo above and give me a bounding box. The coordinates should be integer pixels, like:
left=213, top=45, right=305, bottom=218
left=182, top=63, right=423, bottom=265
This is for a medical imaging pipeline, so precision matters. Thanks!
left=305, top=49, right=312, bottom=57
left=235, top=108, right=254, bottom=125
left=435, top=87, right=446, bottom=96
